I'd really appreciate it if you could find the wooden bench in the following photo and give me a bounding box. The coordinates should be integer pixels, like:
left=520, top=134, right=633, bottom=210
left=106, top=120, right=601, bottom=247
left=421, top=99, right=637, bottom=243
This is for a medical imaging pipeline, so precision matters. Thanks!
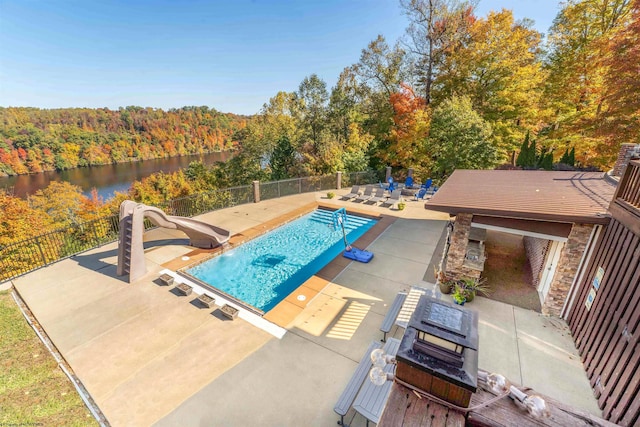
left=334, top=341, right=382, bottom=426
left=380, top=292, right=407, bottom=342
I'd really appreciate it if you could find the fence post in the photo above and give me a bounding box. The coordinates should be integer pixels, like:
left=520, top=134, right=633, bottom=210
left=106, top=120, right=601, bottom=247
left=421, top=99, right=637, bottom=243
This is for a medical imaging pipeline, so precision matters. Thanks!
left=252, top=180, right=260, bottom=203
left=386, top=166, right=392, bottom=182
left=336, top=171, right=342, bottom=190
left=408, top=168, right=414, bottom=178
left=34, top=236, right=47, bottom=267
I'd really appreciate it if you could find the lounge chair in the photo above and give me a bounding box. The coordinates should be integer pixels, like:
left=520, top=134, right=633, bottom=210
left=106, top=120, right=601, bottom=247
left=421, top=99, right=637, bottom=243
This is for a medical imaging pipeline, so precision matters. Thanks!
left=424, top=178, right=433, bottom=190
left=355, top=185, right=374, bottom=202
left=367, top=187, right=387, bottom=204
left=414, top=187, right=428, bottom=200
left=341, top=185, right=361, bottom=200
left=405, top=176, right=414, bottom=189
left=382, top=189, right=403, bottom=208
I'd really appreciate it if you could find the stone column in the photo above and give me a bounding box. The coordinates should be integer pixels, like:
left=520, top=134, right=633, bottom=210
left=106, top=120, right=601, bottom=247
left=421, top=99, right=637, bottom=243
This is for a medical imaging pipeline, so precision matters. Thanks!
left=445, top=213, right=481, bottom=279
left=407, top=168, right=414, bottom=178
left=613, top=144, right=640, bottom=177
left=542, top=223, right=594, bottom=316
left=252, top=180, right=260, bottom=203
left=336, top=171, right=342, bottom=190
left=386, top=166, right=392, bottom=182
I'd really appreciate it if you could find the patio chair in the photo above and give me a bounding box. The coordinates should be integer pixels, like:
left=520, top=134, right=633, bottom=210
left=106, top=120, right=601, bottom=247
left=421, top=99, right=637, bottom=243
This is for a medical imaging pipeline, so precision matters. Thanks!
left=414, top=187, right=428, bottom=200
left=355, top=185, right=374, bottom=202
left=381, top=189, right=403, bottom=208
left=405, top=176, right=414, bottom=189
left=367, top=187, right=387, bottom=205
left=341, top=185, right=361, bottom=200
left=424, top=178, right=433, bottom=190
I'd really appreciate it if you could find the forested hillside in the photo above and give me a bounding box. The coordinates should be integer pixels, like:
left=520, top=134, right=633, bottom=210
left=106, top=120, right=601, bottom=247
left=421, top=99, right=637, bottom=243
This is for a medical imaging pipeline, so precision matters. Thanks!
left=219, top=0, right=637, bottom=187
left=0, top=106, right=247, bottom=176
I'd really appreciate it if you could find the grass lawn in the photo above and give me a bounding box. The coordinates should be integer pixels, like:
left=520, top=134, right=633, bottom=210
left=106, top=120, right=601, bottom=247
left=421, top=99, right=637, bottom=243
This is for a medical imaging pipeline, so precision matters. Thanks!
left=0, top=290, right=98, bottom=426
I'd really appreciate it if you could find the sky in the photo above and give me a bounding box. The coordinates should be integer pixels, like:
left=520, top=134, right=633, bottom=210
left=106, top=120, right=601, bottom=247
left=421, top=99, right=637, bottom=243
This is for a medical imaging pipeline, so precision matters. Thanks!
left=0, top=0, right=562, bottom=116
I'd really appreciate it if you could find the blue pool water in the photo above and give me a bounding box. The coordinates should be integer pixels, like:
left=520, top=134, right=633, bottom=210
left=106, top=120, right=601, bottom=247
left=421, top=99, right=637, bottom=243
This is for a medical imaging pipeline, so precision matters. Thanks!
left=186, top=209, right=376, bottom=312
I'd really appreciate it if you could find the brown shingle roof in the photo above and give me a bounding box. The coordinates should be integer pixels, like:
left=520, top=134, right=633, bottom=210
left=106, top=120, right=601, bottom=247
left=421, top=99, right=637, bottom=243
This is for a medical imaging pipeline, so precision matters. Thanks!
left=425, top=170, right=616, bottom=224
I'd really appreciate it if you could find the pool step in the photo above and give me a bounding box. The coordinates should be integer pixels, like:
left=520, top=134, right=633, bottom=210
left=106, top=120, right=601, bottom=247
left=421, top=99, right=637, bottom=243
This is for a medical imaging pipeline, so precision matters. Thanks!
left=310, top=210, right=371, bottom=230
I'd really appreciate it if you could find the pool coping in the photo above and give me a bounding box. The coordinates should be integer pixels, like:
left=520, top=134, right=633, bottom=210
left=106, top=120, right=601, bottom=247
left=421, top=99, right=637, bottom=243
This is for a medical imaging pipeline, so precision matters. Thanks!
left=160, top=201, right=397, bottom=334
left=263, top=203, right=397, bottom=328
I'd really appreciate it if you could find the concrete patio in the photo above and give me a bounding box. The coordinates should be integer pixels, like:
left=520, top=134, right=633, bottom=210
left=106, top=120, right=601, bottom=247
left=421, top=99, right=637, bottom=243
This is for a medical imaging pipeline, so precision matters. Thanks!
left=7, top=190, right=601, bottom=426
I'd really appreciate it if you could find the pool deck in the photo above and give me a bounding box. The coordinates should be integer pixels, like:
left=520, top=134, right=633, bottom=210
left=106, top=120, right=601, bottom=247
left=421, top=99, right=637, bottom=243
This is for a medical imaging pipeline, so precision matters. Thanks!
left=7, top=190, right=602, bottom=426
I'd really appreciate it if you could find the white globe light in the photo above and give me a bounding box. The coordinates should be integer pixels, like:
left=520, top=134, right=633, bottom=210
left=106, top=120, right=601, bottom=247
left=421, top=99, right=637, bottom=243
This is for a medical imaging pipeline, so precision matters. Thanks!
left=370, top=349, right=386, bottom=368
left=487, top=373, right=511, bottom=394
left=369, top=367, right=387, bottom=386
left=525, top=395, right=550, bottom=418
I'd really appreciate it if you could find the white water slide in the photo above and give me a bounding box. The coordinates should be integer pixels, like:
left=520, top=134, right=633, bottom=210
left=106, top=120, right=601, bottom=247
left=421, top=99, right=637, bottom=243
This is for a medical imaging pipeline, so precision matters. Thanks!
left=117, top=200, right=230, bottom=282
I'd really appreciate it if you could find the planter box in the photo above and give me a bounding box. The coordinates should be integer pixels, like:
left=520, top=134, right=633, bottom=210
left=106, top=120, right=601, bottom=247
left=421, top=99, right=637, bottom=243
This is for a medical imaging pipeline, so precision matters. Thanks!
left=198, top=294, right=216, bottom=308
left=220, top=304, right=239, bottom=320
left=159, top=273, right=174, bottom=286
left=176, top=283, right=192, bottom=296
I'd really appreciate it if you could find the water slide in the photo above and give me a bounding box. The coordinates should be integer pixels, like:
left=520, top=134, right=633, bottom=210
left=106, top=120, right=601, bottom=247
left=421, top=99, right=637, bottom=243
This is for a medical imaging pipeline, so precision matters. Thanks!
left=117, top=200, right=230, bottom=282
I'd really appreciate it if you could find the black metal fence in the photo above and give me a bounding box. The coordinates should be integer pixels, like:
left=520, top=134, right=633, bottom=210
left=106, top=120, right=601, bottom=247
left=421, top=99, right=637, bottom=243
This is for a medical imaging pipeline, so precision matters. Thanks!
left=0, top=170, right=380, bottom=282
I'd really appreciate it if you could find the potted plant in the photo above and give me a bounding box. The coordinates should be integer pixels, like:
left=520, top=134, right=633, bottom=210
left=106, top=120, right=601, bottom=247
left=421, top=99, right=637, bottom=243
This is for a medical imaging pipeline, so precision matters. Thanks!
left=459, top=277, right=491, bottom=303
left=397, top=201, right=406, bottom=210
left=327, top=191, right=335, bottom=199
left=434, top=267, right=453, bottom=294
left=452, top=285, right=467, bottom=305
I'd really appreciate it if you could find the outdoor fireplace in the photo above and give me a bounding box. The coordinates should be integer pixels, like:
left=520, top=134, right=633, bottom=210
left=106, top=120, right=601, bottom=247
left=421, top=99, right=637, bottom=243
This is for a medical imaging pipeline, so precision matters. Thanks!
left=395, top=295, right=479, bottom=407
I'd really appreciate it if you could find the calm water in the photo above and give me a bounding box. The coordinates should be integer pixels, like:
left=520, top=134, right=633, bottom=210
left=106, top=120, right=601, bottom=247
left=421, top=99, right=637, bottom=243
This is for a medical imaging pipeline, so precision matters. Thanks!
left=186, top=209, right=376, bottom=312
left=0, top=151, right=230, bottom=200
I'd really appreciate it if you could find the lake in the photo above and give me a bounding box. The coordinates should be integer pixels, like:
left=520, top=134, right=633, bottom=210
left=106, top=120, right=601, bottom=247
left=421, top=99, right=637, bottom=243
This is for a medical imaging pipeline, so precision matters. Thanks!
left=0, top=151, right=231, bottom=200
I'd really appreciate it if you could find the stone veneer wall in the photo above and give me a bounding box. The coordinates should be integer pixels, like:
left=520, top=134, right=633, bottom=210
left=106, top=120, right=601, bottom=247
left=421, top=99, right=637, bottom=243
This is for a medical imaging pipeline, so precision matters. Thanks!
left=612, top=143, right=640, bottom=177
left=542, top=223, right=594, bottom=316
left=523, top=236, right=549, bottom=288
left=445, top=213, right=482, bottom=280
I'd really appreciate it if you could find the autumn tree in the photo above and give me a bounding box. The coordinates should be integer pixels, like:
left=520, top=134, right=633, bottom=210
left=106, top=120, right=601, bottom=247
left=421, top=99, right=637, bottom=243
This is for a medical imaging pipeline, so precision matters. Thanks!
left=601, top=0, right=640, bottom=148
left=401, top=0, right=475, bottom=104
left=28, top=181, right=92, bottom=227
left=348, top=36, right=408, bottom=171
left=383, top=84, right=432, bottom=175
left=543, top=0, right=632, bottom=168
left=0, top=190, right=53, bottom=246
left=435, top=9, right=545, bottom=157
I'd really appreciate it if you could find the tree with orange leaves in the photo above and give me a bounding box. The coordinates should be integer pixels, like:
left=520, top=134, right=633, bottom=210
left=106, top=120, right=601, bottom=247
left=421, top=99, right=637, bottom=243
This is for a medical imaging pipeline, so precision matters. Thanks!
left=382, top=83, right=432, bottom=175
left=601, top=0, right=640, bottom=149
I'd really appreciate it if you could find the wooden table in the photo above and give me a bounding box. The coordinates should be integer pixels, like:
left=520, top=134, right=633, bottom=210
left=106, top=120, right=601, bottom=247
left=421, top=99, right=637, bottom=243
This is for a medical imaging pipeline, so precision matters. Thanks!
left=352, top=338, right=401, bottom=425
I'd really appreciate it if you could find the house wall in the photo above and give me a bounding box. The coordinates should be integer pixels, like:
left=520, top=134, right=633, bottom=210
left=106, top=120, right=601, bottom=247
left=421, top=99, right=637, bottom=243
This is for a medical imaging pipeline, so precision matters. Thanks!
left=542, top=223, right=594, bottom=316
left=445, top=213, right=482, bottom=280
left=523, top=236, right=549, bottom=288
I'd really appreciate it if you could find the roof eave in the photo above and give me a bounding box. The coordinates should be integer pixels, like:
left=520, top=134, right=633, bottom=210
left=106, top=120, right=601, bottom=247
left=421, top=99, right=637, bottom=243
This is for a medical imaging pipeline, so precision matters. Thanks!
left=425, top=203, right=611, bottom=225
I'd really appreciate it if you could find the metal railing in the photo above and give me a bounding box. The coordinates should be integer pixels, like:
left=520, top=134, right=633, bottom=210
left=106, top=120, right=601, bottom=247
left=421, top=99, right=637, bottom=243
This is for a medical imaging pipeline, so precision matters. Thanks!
left=0, top=170, right=381, bottom=282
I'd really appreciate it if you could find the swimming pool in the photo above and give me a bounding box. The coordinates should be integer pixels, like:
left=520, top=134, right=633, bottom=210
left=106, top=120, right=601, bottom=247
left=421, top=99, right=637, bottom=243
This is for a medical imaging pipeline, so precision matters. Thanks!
left=185, top=209, right=377, bottom=313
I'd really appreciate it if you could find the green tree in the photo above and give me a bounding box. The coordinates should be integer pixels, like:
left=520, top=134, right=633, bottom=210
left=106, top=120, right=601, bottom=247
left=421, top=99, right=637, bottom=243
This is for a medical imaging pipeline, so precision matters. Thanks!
left=428, top=95, right=497, bottom=180
left=270, top=135, right=296, bottom=180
